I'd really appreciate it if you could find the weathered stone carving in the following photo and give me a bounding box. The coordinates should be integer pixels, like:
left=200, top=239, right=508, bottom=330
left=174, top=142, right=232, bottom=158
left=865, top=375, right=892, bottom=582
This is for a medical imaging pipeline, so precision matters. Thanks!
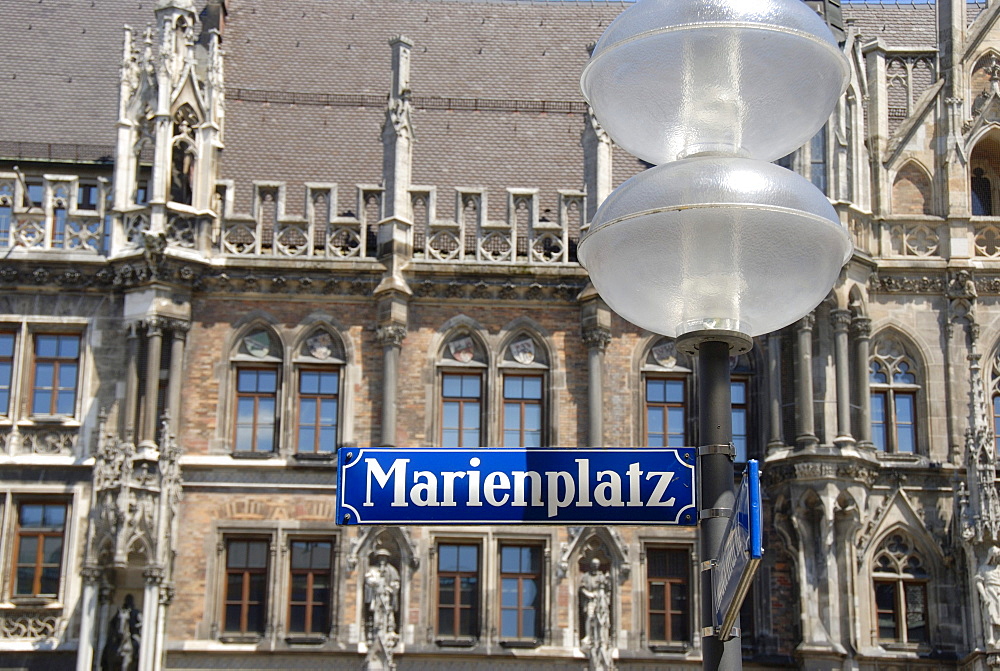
left=100, top=595, right=141, bottom=671
left=365, top=548, right=400, bottom=670
left=580, top=558, right=614, bottom=671
left=976, top=547, right=1000, bottom=648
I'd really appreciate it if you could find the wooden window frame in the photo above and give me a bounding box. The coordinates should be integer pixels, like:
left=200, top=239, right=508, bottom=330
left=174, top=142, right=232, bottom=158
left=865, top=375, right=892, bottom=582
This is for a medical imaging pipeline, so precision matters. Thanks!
left=502, top=373, right=544, bottom=448
left=644, top=377, right=688, bottom=448
left=435, top=542, right=480, bottom=642
left=12, top=500, right=67, bottom=599
left=440, top=372, right=483, bottom=448
left=234, top=367, right=279, bottom=454
left=498, top=543, right=543, bottom=642
left=0, top=331, right=17, bottom=416
left=295, top=368, right=340, bottom=455
left=287, top=538, right=333, bottom=636
left=873, top=577, right=928, bottom=644
left=222, top=538, right=269, bottom=635
left=29, top=333, right=80, bottom=417
left=646, top=547, right=691, bottom=646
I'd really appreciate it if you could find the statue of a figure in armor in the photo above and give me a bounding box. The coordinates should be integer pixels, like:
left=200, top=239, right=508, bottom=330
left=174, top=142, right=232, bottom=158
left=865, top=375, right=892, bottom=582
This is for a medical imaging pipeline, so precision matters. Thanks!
left=365, top=548, right=401, bottom=648
left=101, top=594, right=141, bottom=671
left=580, top=558, right=614, bottom=670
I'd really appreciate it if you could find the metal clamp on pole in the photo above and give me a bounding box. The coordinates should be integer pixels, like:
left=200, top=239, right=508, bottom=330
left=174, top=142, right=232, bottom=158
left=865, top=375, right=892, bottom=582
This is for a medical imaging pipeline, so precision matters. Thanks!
left=703, top=626, right=741, bottom=639
left=698, top=443, right=735, bottom=459
left=700, top=560, right=715, bottom=572
left=699, top=507, right=732, bottom=520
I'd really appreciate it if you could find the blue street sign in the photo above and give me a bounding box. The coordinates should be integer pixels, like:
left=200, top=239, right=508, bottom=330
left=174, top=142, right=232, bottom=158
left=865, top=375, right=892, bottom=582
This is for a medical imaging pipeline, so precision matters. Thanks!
left=713, top=459, right=763, bottom=641
left=336, top=447, right=697, bottom=525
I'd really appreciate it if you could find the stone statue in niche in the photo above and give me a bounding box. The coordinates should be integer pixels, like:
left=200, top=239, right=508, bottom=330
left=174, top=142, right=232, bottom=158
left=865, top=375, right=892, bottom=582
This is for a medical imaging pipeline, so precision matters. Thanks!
left=977, top=546, right=1000, bottom=648
left=101, top=594, right=141, bottom=671
left=580, top=558, right=614, bottom=671
left=365, top=548, right=401, bottom=656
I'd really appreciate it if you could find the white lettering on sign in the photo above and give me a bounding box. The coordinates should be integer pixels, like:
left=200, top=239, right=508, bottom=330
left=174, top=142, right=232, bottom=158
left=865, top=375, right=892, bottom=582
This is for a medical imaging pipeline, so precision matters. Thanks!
left=362, top=457, right=680, bottom=518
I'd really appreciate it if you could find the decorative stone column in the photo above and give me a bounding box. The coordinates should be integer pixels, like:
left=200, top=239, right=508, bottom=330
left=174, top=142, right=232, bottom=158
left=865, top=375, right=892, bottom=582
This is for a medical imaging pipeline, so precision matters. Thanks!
left=123, top=322, right=140, bottom=440
left=767, top=332, right=784, bottom=450
left=167, top=322, right=188, bottom=434
left=75, top=565, right=103, bottom=671
left=831, top=309, right=854, bottom=446
left=583, top=105, right=613, bottom=222
left=582, top=326, right=611, bottom=448
left=795, top=313, right=818, bottom=448
left=138, top=566, right=164, bottom=671
left=376, top=324, right=407, bottom=447
left=851, top=316, right=873, bottom=448
left=141, top=318, right=164, bottom=444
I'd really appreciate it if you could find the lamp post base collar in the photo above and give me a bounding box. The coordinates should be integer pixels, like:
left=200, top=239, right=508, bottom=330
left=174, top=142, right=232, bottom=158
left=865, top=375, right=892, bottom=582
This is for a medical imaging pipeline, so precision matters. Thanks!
left=676, top=329, right=753, bottom=356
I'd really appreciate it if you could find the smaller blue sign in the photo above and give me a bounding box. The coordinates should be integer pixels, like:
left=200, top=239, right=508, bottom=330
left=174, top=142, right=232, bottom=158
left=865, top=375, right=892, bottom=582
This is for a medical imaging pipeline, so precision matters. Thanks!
left=713, top=459, right=763, bottom=641
left=336, top=447, right=697, bottom=526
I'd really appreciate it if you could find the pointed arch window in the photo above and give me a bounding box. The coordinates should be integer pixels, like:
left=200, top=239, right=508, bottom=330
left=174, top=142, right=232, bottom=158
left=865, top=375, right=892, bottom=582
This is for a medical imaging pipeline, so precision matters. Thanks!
left=232, top=329, right=282, bottom=455
left=500, top=334, right=548, bottom=448
left=869, top=337, right=921, bottom=454
left=872, top=533, right=929, bottom=645
left=439, top=333, right=487, bottom=448
left=643, top=339, right=691, bottom=448
left=990, top=352, right=1000, bottom=455
left=294, top=329, right=344, bottom=456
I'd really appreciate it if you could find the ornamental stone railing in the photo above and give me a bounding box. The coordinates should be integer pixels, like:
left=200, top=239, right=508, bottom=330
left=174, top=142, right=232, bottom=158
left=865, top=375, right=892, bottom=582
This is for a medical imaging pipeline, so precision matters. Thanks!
left=0, top=609, right=61, bottom=640
left=0, top=425, right=79, bottom=456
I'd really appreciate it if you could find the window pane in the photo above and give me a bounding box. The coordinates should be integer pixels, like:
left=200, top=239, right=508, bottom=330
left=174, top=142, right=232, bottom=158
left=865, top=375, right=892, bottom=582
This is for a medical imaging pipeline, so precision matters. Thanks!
left=35, top=362, right=53, bottom=387
left=905, top=583, right=927, bottom=642
left=247, top=541, right=268, bottom=568
left=20, top=504, right=44, bottom=527
left=649, top=582, right=665, bottom=610
left=224, top=604, right=242, bottom=632
left=647, top=379, right=665, bottom=403
left=289, top=605, right=306, bottom=633
left=501, top=577, right=518, bottom=607
left=522, top=578, right=538, bottom=607
left=18, top=536, right=38, bottom=564
left=504, top=376, right=523, bottom=399
left=228, top=541, right=248, bottom=568
left=319, top=371, right=338, bottom=394
left=649, top=613, right=666, bottom=642
left=524, top=404, right=541, bottom=430
left=731, top=381, right=746, bottom=404
left=871, top=393, right=887, bottom=451
left=501, top=546, right=520, bottom=572
left=258, top=370, right=277, bottom=392
left=300, top=371, right=319, bottom=394
left=460, top=577, right=478, bottom=605
left=504, top=403, right=520, bottom=433
left=442, top=375, right=462, bottom=397
left=438, top=607, right=454, bottom=636
left=501, top=609, right=518, bottom=637
left=665, top=380, right=684, bottom=403
left=439, top=545, right=458, bottom=571
left=523, top=377, right=542, bottom=399
left=875, top=581, right=898, bottom=640
left=462, top=403, right=479, bottom=431
left=43, top=505, right=65, bottom=528
left=36, top=336, right=58, bottom=358
left=461, top=375, right=480, bottom=397
left=40, top=567, right=59, bottom=595
left=43, top=536, right=63, bottom=563
left=521, top=608, right=536, bottom=638
left=458, top=545, right=478, bottom=572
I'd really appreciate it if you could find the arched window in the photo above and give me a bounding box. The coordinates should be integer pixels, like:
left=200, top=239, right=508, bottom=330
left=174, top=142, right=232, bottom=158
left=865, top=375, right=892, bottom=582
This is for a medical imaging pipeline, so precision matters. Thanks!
left=989, top=351, right=1000, bottom=455
left=892, top=162, right=932, bottom=215
left=231, top=327, right=282, bottom=454
left=499, top=333, right=549, bottom=448
left=872, top=533, right=929, bottom=645
left=970, top=132, right=1000, bottom=217
left=869, top=336, right=921, bottom=454
left=438, top=331, right=488, bottom=448
left=293, top=328, right=345, bottom=456
left=642, top=339, right=692, bottom=448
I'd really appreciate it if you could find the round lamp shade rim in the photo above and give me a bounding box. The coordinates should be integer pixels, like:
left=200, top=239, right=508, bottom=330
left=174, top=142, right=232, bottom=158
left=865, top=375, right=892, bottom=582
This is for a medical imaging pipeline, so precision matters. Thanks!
left=581, top=21, right=849, bottom=103
left=580, top=202, right=854, bottom=266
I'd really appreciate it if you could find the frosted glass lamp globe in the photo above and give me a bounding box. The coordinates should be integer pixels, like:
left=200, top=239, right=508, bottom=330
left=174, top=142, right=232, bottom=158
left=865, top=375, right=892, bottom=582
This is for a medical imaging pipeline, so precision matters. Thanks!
left=577, top=157, right=852, bottom=338
left=581, top=0, right=850, bottom=165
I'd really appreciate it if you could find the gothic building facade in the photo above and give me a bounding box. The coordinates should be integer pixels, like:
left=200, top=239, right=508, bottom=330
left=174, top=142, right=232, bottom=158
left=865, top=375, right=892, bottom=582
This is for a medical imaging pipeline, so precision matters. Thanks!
left=1, top=0, right=999, bottom=669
